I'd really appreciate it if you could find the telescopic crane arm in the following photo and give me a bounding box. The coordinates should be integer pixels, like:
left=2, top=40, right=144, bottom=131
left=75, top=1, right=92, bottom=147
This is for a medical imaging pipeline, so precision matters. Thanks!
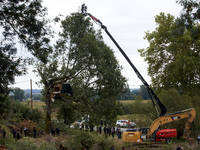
left=81, top=4, right=167, bottom=117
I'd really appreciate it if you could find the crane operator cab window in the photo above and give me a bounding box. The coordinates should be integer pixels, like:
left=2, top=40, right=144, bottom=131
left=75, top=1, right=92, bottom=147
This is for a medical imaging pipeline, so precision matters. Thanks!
left=52, top=83, right=73, bottom=99
left=61, top=83, right=73, bottom=96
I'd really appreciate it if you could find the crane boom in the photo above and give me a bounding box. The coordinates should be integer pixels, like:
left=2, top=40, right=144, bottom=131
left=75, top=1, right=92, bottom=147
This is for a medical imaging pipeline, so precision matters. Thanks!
left=81, top=4, right=167, bottom=116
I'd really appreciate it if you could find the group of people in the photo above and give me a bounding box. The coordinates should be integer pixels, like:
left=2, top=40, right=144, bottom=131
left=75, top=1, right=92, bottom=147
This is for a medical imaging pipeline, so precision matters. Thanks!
left=51, top=127, right=60, bottom=136
left=98, top=126, right=121, bottom=139
left=79, top=123, right=94, bottom=132
left=12, top=126, right=37, bottom=139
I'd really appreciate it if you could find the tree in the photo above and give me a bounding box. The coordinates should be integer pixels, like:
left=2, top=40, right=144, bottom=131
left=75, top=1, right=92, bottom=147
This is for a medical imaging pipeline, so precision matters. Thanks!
left=12, top=87, right=25, bottom=101
left=139, top=85, right=150, bottom=100
left=35, top=13, right=127, bottom=133
left=0, top=0, right=52, bottom=95
left=138, top=12, right=200, bottom=95
left=117, top=88, right=135, bottom=100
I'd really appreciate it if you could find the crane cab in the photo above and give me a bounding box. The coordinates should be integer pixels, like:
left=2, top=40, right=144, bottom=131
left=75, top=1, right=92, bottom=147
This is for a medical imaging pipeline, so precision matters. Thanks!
left=51, top=83, right=73, bottom=100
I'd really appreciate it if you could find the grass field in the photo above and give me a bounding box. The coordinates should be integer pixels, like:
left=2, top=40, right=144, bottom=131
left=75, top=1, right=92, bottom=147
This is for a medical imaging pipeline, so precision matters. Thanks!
left=22, top=100, right=46, bottom=112
left=118, top=100, right=150, bottom=104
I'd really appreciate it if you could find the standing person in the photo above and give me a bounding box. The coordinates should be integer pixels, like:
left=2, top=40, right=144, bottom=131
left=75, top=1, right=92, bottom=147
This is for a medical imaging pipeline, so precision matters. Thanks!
left=51, top=127, right=55, bottom=136
left=103, top=126, right=106, bottom=134
left=106, top=126, right=108, bottom=135
left=24, top=127, right=28, bottom=137
left=2, top=129, right=6, bottom=138
left=85, top=124, right=88, bottom=131
left=109, top=126, right=111, bottom=136
left=17, top=132, right=20, bottom=139
left=118, top=128, right=121, bottom=139
left=112, top=127, right=115, bottom=138
left=56, top=127, right=60, bottom=136
left=99, top=126, right=102, bottom=134
left=90, top=124, right=93, bottom=132
left=33, top=126, right=37, bottom=138
left=12, top=128, right=16, bottom=139
left=116, top=127, right=118, bottom=136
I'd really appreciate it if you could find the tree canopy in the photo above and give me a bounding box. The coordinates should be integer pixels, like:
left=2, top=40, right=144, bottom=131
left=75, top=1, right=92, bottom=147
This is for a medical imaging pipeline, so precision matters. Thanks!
left=0, top=0, right=52, bottom=95
left=35, top=13, right=127, bottom=130
left=138, top=12, right=200, bottom=95
left=11, top=87, right=25, bottom=101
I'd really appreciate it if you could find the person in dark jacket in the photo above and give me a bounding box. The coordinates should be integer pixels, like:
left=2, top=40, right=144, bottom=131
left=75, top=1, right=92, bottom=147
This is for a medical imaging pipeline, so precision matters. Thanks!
left=2, top=129, right=6, bottom=138
left=51, top=127, right=55, bottom=136
left=118, top=128, right=121, bottom=139
left=24, top=127, right=28, bottom=137
left=17, top=132, right=20, bottom=139
left=112, top=127, right=115, bottom=138
left=56, top=127, right=60, bottom=136
left=33, top=127, right=37, bottom=138
left=109, top=126, right=111, bottom=136
left=99, top=126, right=102, bottom=134
left=12, top=128, right=16, bottom=139
left=103, top=126, right=107, bottom=134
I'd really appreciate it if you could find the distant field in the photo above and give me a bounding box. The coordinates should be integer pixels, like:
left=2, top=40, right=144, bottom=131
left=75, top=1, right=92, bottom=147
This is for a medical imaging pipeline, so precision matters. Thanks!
left=22, top=100, right=45, bottom=112
left=118, top=100, right=135, bottom=104
left=118, top=100, right=150, bottom=104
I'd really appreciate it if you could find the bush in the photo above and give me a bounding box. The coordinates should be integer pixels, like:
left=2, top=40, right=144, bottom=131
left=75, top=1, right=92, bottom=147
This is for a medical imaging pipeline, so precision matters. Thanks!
left=11, top=100, right=43, bottom=123
left=92, top=134, right=113, bottom=150
left=68, top=130, right=94, bottom=150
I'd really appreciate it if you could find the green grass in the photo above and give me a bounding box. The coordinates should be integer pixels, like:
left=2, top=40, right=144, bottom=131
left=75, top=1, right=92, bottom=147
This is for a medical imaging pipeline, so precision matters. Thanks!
left=22, top=100, right=45, bottom=112
left=118, top=100, right=151, bottom=104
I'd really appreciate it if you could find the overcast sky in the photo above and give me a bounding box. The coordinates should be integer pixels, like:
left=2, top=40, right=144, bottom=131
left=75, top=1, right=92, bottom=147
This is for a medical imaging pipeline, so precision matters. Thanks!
left=10, top=0, right=183, bottom=89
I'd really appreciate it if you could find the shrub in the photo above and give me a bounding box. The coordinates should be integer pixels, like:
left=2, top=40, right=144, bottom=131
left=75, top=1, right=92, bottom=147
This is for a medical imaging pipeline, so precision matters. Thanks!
left=68, top=130, right=94, bottom=150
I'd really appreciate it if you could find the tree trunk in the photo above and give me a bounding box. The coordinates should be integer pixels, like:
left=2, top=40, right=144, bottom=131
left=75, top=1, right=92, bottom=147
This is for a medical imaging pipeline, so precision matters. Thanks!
left=45, top=90, right=51, bottom=134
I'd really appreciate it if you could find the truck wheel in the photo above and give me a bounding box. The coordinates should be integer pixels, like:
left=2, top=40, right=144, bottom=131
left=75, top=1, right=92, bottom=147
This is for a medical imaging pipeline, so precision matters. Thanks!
left=166, top=137, right=172, bottom=144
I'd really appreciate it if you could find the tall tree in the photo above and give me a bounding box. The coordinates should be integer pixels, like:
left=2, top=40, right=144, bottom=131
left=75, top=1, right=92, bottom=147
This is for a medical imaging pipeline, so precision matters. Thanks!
left=138, top=12, right=200, bottom=95
left=35, top=13, right=127, bottom=133
left=12, top=87, right=25, bottom=101
left=0, top=0, right=52, bottom=95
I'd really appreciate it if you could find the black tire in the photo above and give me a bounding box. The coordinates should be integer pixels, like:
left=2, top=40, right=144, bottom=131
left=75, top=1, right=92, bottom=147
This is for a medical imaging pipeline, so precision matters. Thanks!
left=166, top=137, right=172, bottom=144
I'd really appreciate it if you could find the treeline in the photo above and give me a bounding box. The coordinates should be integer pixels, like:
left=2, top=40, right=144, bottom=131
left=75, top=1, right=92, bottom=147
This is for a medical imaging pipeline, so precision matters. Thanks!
left=10, top=88, right=42, bottom=101
left=11, top=86, right=150, bottom=101
left=117, top=85, right=150, bottom=100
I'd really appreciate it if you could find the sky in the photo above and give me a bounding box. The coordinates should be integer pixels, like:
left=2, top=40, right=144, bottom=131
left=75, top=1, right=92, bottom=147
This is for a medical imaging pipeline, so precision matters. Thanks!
left=10, top=0, right=183, bottom=89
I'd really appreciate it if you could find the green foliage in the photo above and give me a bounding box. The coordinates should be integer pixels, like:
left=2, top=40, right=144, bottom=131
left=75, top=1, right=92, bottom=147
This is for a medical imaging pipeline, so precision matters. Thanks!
left=139, top=85, right=150, bottom=100
left=11, top=100, right=43, bottom=123
left=11, top=88, right=25, bottom=101
left=54, top=101, right=76, bottom=126
left=138, top=12, right=200, bottom=95
left=158, top=88, right=193, bottom=113
left=35, top=12, right=127, bottom=130
left=0, top=0, right=52, bottom=95
left=68, top=130, right=94, bottom=150
left=6, top=141, right=38, bottom=150
left=92, top=134, right=113, bottom=150
left=0, top=94, right=11, bottom=119
left=117, top=88, right=136, bottom=100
